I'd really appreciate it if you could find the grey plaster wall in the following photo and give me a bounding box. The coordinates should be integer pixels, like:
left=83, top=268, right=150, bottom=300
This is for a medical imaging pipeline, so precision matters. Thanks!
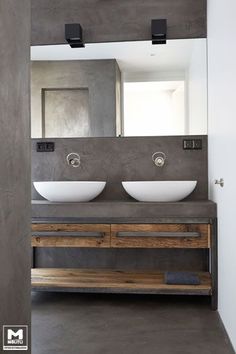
left=0, top=0, right=31, bottom=352
left=31, top=60, right=121, bottom=138
left=35, top=248, right=209, bottom=272
left=32, top=135, right=208, bottom=201
left=31, top=0, right=206, bottom=45
left=43, top=88, right=89, bottom=138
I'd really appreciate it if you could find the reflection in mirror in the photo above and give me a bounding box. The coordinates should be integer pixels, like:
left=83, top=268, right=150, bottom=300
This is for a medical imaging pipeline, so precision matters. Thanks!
left=123, top=81, right=185, bottom=136
left=31, top=39, right=207, bottom=138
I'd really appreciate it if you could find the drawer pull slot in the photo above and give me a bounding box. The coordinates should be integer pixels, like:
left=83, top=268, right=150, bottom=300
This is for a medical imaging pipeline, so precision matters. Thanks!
left=116, top=232, right=200, bottom=238
left=32, top=231, right=105, bottom=238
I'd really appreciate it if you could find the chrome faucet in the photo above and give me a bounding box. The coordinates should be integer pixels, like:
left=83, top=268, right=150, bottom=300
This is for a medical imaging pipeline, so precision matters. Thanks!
left=66, top=153, right=80, bottom=168
left=152, top=152, right=166, bottom=167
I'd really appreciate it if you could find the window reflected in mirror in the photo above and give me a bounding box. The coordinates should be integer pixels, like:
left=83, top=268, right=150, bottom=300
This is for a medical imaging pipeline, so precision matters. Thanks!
left=123, top=81, right=185, bottom=136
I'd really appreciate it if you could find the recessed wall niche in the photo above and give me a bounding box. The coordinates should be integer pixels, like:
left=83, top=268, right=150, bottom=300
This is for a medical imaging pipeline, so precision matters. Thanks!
left=31, top=60, right=121, bottom=138
left=42, top=88, right=89, bottom=138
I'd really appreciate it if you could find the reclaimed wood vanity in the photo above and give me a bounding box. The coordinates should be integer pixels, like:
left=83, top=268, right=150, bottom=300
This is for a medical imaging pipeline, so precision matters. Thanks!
left=31, top=201, right=217, bottom=310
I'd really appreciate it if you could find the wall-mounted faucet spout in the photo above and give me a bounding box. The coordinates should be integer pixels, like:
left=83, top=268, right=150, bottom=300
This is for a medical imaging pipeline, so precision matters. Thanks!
left=152, top=151, right=166, bottom=167
left=66, top=152, right=80, bottom=167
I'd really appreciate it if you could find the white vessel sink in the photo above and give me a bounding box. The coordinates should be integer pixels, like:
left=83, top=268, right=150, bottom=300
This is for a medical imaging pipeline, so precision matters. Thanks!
left=33, top=181, right=106, bottom=202
left=122, top=181, right=197, bottom=202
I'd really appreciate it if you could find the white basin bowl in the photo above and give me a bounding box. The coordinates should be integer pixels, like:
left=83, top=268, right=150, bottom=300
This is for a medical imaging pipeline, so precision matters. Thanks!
left=33, top=181, right=106, bottom=202
left=122, top=181, right=197, bottom=202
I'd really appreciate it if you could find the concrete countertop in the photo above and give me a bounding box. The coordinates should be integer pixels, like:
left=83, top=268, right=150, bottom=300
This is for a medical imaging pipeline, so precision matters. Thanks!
left=31, top=200, right=217, bottom=222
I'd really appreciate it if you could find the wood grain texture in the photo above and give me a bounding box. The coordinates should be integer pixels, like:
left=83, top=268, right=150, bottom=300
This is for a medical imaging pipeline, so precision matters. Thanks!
left=31, top=268, right=211, bottom=295
left=32, top=223, right=211, bottom=248
left=31, top=236, right=110, bottom=248
left=31, top=0, right=206, bottom=45
left=111, top=224, right=210, bottom=248
left=32, top=224, right=111, bottom=247
left=32, top=223, right=110, bottom=232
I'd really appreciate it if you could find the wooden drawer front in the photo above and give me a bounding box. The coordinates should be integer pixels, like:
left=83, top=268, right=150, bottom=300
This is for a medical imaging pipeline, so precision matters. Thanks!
left=111, top=224, right=210, bottom=248
left=31, top=224, right=110, bottom=248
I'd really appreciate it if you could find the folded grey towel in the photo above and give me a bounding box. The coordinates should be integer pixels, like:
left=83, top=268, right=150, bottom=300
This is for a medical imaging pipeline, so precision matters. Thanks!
left=164, top=271, right=200, bottom=285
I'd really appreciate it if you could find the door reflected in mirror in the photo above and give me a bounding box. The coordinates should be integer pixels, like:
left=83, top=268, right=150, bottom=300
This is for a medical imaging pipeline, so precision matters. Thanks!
left=31, top=38, right=207, bottom=138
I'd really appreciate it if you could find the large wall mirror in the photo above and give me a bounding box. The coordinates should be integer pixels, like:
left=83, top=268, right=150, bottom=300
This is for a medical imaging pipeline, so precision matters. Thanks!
left=31, top=39, right=207, bottom=138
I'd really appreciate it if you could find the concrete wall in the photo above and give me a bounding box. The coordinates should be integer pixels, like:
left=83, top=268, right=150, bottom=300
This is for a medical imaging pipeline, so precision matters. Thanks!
left=42, top=88, right=90, bottom=138
left=208, top=0, right=236, bottom=350
left=32, top=136, right=208, bottom=201
left=0, top=0, right=31, bottom=352
left=35, top=247, right=209, bottom=272
left=31, top=60, right=120, bottom=138
left=31, top=0, right=206, bottom=45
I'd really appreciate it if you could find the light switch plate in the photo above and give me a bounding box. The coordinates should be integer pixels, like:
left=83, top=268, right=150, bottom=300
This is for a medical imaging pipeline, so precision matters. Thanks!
left=183, top=139, right=202, bottom=150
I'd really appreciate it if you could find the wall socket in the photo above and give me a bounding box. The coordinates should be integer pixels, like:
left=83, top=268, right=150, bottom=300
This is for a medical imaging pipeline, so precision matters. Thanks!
left=36, top=142, right=55, bottom=152
left=183, top=139, right=202, bottom=150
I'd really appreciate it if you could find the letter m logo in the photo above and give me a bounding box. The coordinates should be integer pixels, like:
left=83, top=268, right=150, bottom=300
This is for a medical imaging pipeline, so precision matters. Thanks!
left=7, top=329, right=23, bottom=340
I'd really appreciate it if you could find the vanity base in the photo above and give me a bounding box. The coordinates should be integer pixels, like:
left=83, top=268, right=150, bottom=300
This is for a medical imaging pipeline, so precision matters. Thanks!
left=31, top=218, right=218, bottom=310
left=31, top=268, right=211, bottom=296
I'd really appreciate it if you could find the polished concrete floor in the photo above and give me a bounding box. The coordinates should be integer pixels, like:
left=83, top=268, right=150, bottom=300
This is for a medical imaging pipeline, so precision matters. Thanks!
left=32, top=292, right=235, bottom=354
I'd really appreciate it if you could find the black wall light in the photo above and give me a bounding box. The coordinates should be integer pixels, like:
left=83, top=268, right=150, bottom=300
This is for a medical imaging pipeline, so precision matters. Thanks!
left=65, top=23, right=85, bottom=48
left=151, top=19, right=167, bottom=45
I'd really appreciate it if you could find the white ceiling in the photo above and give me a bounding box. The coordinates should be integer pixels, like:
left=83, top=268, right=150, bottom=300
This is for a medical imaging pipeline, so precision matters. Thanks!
left=31, top=39, right=206, bottom=73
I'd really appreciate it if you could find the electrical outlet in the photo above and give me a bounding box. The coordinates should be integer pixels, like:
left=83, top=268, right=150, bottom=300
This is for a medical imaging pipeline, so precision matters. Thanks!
left=183, top=139, right=194, bottom=149
left=37, top=142, right=55, bottom=152
left=183, top=139, right=202, bottom=150
left=192, top=139, right=202, bottom=149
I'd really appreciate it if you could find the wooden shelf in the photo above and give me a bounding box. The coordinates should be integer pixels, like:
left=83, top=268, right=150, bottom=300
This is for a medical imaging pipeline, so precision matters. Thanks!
left=31, top=268, right=212, bottom=295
